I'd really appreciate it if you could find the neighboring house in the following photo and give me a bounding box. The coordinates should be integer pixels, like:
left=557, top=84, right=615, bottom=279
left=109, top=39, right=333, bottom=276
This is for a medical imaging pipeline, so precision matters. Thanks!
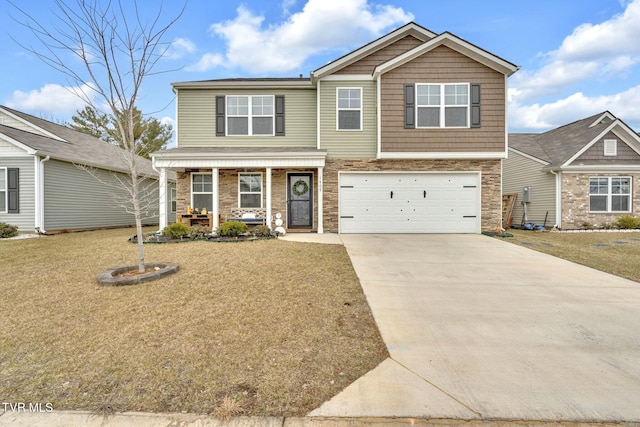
left=152, top=22, right=519, bottom=234
left=505, top=111, right=640, bottom=229
left=0, top=106, right=176, bottom=233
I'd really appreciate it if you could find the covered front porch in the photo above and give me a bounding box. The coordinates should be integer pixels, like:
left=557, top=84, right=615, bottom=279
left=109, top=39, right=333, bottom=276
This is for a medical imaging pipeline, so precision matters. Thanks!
left=152, top=147, right=327, bottom=234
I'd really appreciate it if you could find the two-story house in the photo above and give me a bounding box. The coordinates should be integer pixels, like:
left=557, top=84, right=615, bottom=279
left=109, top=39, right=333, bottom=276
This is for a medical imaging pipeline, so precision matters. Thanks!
left=152, top=22, right=518, bottom=234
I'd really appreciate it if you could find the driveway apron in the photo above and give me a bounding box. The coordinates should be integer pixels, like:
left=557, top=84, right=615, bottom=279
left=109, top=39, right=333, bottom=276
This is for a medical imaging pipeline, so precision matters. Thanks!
left=310, top=234, right=640, bottom=421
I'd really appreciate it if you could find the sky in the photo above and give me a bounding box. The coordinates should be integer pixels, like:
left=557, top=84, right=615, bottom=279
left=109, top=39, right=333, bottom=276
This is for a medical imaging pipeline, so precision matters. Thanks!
left=1, top=0, right=640, bottom=136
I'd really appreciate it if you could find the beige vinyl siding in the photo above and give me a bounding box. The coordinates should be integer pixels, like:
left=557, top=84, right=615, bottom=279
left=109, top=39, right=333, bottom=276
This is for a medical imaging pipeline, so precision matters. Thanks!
left=43, top=159, right=158, bottom=231
left=0, top=111, right=50, bottom=137
left=319, top=80, right=377, bottom=159
left=177, top=88, right=316, bottom=148
left=0, top=137, right=30, bottom=155
left=503, top=150, right=557, bottom=227
left=334, top=35, right=425, bottom=75
left=380, top=45, right=506, bottom=153
left=0, top=157, right=35, bottom=232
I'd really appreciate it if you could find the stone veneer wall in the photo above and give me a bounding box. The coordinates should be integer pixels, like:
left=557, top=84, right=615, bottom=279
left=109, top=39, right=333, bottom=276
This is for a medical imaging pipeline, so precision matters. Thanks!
left=561, top=173, right=640, bottom=229
left=321, top=158, right=503, bottom=233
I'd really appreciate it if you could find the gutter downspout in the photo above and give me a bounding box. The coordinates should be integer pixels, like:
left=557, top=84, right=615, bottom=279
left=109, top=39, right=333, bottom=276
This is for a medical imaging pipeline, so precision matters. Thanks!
left=35, top=155, right=50, bottom=233
left=550, top=169, right=561, bottom=229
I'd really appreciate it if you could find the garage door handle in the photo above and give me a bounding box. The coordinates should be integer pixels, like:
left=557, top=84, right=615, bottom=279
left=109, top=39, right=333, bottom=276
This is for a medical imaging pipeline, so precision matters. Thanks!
left=423, top=190, right=426, bottom=198
left=390, top=191, right=393, bottom=199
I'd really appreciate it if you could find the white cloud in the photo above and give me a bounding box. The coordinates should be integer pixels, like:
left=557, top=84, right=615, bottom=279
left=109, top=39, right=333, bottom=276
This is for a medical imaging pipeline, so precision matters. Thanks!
left=191, top=0, right=413, bottom=74
left=163, top=37, right=197, bottom=60
left=509, top=85, right=640, bottom=131
left=511, top=0, right=640, bottom=105
left=6, top=83, right=95, bottom=115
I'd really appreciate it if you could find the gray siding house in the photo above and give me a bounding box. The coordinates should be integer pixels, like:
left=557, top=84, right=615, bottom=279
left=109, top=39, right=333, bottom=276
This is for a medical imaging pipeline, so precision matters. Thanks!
left=0, top=106, right=176, bottom=233
left=152, top=22, right=519, bottom=234
left=504, top=112, right=640, bottom=229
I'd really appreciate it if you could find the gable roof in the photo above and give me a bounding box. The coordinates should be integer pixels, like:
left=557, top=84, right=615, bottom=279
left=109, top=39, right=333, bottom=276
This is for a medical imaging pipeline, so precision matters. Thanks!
left=0, top=105, right=160, bottom=177
left=311, top=22, right=437, bottom=81
left=509, top=111, right=640, bottom=169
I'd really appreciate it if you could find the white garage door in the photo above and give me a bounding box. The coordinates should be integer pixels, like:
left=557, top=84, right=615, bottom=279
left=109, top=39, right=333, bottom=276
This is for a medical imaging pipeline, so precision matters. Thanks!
left=339, top=172, right=480, bottom=233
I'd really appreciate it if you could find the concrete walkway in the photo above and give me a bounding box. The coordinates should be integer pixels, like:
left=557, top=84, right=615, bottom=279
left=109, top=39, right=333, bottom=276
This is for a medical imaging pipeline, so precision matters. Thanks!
left=311, top=234, right=640, bottom=422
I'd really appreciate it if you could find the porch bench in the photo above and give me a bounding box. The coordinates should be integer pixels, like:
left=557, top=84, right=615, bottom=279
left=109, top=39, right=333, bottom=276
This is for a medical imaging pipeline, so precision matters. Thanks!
left=225, top=208, right=267, bottom=226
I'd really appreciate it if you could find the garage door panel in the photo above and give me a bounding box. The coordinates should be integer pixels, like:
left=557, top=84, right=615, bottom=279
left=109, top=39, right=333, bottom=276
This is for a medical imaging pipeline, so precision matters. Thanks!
left=339, top=172, right=480, bottom=234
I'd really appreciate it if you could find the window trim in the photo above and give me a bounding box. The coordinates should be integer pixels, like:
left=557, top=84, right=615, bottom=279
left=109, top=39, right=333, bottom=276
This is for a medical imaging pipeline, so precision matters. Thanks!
left=238, top=172, right=263, bottom=208
left=225, top=95, right=275, bottom=136
left=0, top=167, right=6, bottom=213
left=191, top=172, right=213, bottom=211
left=603, top=139, right=617, bottom=156
left=589, top=176, right=632, bottom=213
left=336, top=87, right=363, bottom=131
left=415, top=83, right=470, bottom=129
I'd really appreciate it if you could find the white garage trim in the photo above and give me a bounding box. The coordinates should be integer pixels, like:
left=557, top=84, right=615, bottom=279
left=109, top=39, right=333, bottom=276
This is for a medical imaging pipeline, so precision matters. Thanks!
left=338, top=171, right=481, bottom=234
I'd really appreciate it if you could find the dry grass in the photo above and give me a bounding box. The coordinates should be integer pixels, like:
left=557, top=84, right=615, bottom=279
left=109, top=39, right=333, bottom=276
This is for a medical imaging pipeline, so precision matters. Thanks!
left=0, top=228, right=387, bottom=416
left=503, top=229, right=640, bottom=283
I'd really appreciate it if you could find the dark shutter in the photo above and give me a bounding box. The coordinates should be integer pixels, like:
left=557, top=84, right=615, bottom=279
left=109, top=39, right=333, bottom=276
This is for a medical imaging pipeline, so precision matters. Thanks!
left=215, top=95, right=225, bottom=136
left=275, top=95, right=285, bottom=136
left=404, top=84, right=415, bottom=129
left=7, top=168, right=19, bottom=213
left=470, top=83, right=481, bottom=128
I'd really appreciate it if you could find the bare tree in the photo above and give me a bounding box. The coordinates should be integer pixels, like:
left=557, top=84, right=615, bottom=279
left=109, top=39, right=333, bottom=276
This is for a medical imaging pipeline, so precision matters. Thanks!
left=10, top=0, right=185, bottom=272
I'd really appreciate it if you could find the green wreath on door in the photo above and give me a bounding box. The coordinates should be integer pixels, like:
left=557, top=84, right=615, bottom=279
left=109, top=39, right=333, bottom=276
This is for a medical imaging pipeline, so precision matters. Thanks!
left=292, top=179, right=309, bottom=196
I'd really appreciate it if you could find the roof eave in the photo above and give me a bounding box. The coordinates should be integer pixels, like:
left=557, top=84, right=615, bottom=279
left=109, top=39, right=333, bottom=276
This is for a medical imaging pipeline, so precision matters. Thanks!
left=171, top=80, right=314, bottom=90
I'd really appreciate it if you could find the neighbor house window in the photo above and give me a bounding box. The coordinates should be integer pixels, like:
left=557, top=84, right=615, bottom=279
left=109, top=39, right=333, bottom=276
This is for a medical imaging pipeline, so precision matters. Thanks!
left=227, top=95, right=274, bottom=136
left=589, top=176, right=631, bottom=212
left=170, top=188, right=177, bottom=213
left=191, top=173, right=213, bottom=211
left=337, top=88, right=362, bottom=130
left=416, top=83, right=469, bottom=128
left=604, top=139, right=617, bottom=156
left=0, top=168, right=6, bottom=213
left=238, top=173, right=262, bottom=208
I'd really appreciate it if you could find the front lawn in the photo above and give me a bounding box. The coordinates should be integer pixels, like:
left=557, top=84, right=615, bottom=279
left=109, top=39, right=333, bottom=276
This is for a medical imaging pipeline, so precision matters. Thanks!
left=0, top=228, right=387, bottom=416
left=502, top=229, right=640, bottom=283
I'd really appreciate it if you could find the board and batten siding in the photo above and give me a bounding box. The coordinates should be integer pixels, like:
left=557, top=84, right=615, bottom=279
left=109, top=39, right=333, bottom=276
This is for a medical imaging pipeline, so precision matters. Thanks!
left=0, top=157, right=35, bottom=232
left=176, top=88, right=317, bottom=148
left=503, top=150, right=556, bottom=227
left=318, top=80, right=377, bottom=159
left=380, top=45, right=506, bottom=153
left=43, top=159, right=158, bottom=231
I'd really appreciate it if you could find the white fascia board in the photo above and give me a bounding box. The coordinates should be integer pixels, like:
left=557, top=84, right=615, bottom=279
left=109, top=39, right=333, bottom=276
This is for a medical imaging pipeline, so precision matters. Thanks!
left=560, top=165, right=640, bottom=173
left=508, top=147, right=550, bottom=165
left=589, top=111, right=616, bottom=128
left=0, top=107, right=67, bottom=142
left=373, top=32, right=519, bottom=79
left=154, top=157, right=326, bottom=169
left=562, top=120, right=640, bottom=167
left=0, top=133, right=38, bottom=155
left=378, top=151, right=507, bottom=160
left=319, top=75, right=374, bottom=81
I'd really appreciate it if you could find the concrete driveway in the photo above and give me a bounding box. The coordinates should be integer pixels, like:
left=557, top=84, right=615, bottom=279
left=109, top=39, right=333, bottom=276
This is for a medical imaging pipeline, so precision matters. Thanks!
left=310, top=234, right=640, bottom=421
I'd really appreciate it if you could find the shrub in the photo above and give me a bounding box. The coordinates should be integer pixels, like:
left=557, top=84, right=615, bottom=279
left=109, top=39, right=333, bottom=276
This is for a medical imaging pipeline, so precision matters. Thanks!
left=251, top=224, right=273, bottom=238
left=189, top=225, right=212, bottom=239
left=217, top=221, right=247, bottom=237
left=0, top=223, right=18, bottom=238
left=614, top=215, right=640, bottom=229
left=580, top=221, right=594, bottom=230
left=162, top=222, right=191, bottom=239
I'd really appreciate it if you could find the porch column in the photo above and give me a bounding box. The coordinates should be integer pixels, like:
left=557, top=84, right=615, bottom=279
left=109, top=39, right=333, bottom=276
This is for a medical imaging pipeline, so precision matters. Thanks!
left=266, top=167, right=272, bottom=230
left=158, top=167, right=167, bottom=231
left=317, top=166, right=324, bottom=233
left=212, top=168, right=219, bottom=231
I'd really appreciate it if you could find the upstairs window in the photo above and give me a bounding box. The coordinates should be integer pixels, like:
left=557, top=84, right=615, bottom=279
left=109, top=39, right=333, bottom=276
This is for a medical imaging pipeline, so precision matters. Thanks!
left=227, top=95, right=274, bottom=136
left=337, top=88, right=362, bottom=130
left=416, top=83, right=469, bottom=128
